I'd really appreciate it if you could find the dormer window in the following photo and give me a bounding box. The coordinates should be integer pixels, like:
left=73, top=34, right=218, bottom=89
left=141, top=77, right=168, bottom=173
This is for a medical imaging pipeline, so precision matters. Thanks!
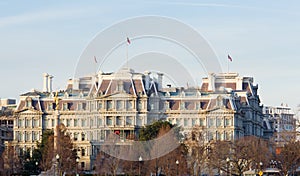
left=25, top=97, right=32, bottom=108
left=78, top=103, right=83, bottom=111
left=63, top=103, right=68, bottom=111
left=117, top=81, right=124, bottom=92
left=64, top=92, right=69, bottom=98
left=48, top=103, right=53, bottom=110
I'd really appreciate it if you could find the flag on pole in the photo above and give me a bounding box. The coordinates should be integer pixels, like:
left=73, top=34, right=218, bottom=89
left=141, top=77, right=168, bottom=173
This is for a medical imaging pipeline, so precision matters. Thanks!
left=228, top=54, right=232, bottom=62
left=127, top=37, right=131, bottom=44
left=94, top=56, right=97, bottom=63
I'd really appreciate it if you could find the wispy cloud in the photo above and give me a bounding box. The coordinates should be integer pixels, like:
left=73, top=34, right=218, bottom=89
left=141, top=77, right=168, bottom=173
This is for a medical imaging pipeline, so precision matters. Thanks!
left=0, top=7, right=96, bottom=27
left=148, top=1, right=300, bottom=16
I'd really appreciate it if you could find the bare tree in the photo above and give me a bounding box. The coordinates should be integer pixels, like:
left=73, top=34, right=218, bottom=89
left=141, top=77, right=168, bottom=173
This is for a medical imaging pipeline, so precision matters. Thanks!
left=184, top=125, right=209, bottom=175
left=209, top=136, right=271, bottom=175
left=1, top=143, right=21, bottom=175
left=275, top=140, right=300, bottom=175
left=37, top=124, right=77, bottom=174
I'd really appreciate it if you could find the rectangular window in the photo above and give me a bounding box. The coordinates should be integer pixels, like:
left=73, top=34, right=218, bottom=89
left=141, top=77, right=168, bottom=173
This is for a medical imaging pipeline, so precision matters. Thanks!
left=91, top=119, right=94, bottom=127
left=184, top=119, right=188, bottom=126
left=97, top=118, right=102, bottom=126
left=81, top=133, right=85, bottom=141
left=98, top=102, right=102, bottom=110
left=208, top=117, right=215, bottom=127
left=48, top=103, right=53, bottom=110
left=116, top=100, right=123, bottom=110
left=116, top=116, right=122, bottom=126
left=126, top=117, right=133, bottom=125
left=138, top=101, right=143, bottom=110
left=74, top=133, right=78, bottom=141
left=63, top=103, right=68, bottom=110
left=67, top=119, right=71, bottom=127
left=78, top=103, right=82, bottom=111
left=91, top=103, right=94, bottom=111
left=45, top=119, right=48, bottom=128
left=81, top=149, right=85, bottom=156
left=192, top=119, right=196, bottom=126
left=216, top=132, right=221, bottom=140
left=180, top=102, right=185, bottom=110
left=33, top=132, right=38, bottom=140
left=107, top=100, right=113, bottom=110
left=106, top=117, right=113, bottom=126
left=196, top=102, right=200, bottom=110
left=34, top=119, right=39, bottom=127
left=18, top=119, right=22, bottom=127
left=216, top=118, right=222, bottom=127
left=74, top=119, right=78, bottom=127
left=225, top=118, right=232, bottom=126
left=25, top=119, right=28, bottom=128
left=51, top=119, right=55, bottom=127
left=200, top=118, right=204, bottom=126
left=100, top=130, right=105, bottom=140
left=81, top=119, right=86, bottom=127
left=127, top=100, right=133, bottom=110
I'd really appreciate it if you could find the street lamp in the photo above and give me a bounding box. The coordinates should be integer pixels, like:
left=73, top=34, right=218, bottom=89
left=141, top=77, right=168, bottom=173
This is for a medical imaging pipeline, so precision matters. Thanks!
left=35, top=162, right=38, bottom=174
left=176, top=160, right=179, bottom=176
left=56, top=154, right=60, bottom=176
left=76, top=158, right=79, bottom=176
left=139, top=156, right=142, bottom=175
left=226, top=158, right=230, bottom=176
left=259, top=162, right=263, bottom=168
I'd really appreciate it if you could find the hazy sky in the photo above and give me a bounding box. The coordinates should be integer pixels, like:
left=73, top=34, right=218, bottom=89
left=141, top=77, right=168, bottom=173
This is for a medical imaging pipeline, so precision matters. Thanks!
left=0, top=0, right=300, bottom=110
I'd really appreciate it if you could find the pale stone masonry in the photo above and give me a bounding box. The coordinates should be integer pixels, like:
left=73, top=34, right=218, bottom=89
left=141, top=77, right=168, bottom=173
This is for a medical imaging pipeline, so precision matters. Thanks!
left=263, top=105, right=296, bottom=146
left=10, top=69, right=266, bottom=171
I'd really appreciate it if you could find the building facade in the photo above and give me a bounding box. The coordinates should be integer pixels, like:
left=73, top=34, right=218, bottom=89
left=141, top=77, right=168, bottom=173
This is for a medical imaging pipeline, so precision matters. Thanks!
left=163, top=73, right=264, bottom=141
left=263, top=105, right=296, bottom=146
left=10, top=69, right=266, bottom=171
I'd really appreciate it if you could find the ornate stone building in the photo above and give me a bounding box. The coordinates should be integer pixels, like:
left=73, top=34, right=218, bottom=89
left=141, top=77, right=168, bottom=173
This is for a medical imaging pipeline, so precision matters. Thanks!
left=12, top=68, right=161, bottom=171
left=10, top=69, right=265, bottom=171
left=163, top=73, right=264, bottom=141
left=263, top=104, right=296, bottom=146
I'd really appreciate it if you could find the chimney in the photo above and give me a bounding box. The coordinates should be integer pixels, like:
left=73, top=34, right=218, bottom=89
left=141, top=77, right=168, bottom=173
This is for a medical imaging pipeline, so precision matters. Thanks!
left=236, top=76, right=243, bottom=90
left=48, top=75, right=53, bottom=93
left=73, top=78, right=80, bottom=90
left=144, top=71, right=151, bottom=91
left=43, top=73, right=49, bottom=92
left=157, top=73, right=163, bottom=91
left=208, top=73, right=215, bottom=91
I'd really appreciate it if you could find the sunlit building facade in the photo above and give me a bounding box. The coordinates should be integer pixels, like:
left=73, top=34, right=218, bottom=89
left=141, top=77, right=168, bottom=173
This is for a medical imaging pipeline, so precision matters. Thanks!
left=10, top=69, right=266, bottom=171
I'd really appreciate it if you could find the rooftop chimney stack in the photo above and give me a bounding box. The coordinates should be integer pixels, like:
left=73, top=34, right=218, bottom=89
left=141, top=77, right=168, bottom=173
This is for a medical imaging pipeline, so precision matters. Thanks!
left=208, top=73, right=215, bottom=91
left=157, top=73, right=163, bottom=91
left=43, top=73, right=49, bottom=92
left=144, top=71, right=151, bottom=91
left=48, top=75, right=53, bottom=93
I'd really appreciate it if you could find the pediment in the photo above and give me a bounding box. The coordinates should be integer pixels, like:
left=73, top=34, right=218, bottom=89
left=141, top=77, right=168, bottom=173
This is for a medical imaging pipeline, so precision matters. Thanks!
left=206, top=106, right=232, bottom=113
left=16, top=108, right=42, bottom=114
left=103, top=91, right=136, bottom=98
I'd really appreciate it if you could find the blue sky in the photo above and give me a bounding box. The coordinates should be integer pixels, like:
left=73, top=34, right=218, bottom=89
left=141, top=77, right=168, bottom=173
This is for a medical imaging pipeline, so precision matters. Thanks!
left=0, top=0, right=300, bottom=110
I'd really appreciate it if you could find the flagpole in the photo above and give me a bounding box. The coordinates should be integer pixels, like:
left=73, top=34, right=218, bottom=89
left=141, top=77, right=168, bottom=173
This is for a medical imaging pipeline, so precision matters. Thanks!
left=94, top=56, right=97, bottom=75
left=126, top=41, right=128, bottom=68
left=227, top=57, right=229, bottom=73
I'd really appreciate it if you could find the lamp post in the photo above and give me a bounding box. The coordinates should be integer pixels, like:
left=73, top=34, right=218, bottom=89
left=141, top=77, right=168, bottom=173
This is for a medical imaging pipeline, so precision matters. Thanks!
left=76, top=158, right=79, bottom=176
left=35, top=161, right=38, bottom=174
left=226, top=158, right=230, bottom=176
left=176, top=160, right=179, bottom=176
left=56, top=154, right=60, bottom=176
left=259, top=161, right=263, bottom=170
left=138, top=156, right=142, bottom=175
